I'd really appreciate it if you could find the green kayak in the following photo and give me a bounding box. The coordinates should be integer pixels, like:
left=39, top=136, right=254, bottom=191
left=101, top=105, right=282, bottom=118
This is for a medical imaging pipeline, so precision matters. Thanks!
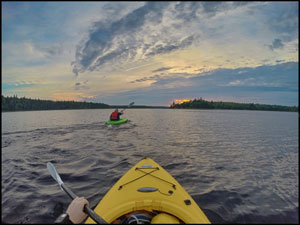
left=105, top=118, right=128, bottom=125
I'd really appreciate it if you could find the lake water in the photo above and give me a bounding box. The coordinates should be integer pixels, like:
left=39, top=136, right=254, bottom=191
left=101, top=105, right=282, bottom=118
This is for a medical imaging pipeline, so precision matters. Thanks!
left=1, top=109, right=299, bottom=223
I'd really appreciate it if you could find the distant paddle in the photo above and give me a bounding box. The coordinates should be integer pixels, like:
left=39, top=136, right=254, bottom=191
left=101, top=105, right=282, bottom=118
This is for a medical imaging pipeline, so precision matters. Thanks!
left=47, top=162, right=107, bottom=224
left=120, top=102, right=134, bottom=113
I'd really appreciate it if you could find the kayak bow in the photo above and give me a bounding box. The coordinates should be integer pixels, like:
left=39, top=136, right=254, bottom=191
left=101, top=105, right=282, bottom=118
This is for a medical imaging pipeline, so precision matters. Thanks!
left=85, top=157, right=210, bottom=224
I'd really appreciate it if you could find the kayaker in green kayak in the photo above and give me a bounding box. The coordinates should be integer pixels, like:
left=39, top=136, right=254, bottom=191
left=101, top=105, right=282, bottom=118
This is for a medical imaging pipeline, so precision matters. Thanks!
left=110, top=109, right=123, bottom=121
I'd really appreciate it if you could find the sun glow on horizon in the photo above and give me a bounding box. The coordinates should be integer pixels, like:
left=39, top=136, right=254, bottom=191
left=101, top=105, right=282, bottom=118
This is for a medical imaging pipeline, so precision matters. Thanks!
left=173, top=99, right=191, bottom=104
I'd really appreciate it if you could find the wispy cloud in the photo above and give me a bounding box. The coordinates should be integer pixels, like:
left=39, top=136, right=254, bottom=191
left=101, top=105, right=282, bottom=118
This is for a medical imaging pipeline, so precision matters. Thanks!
left=151, top=67, right=173, bottom=73
left=71, top=2, right=257, bottom=76
left=130, top=75, right=161, bottom=84
left=74, top=80, right=89, bottom=90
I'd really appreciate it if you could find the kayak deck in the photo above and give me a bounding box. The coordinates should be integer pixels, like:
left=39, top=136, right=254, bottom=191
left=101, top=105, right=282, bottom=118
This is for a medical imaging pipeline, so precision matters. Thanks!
left=85, top=157, right=210, bottom=224
left=105, top=118, right=128, bottom=125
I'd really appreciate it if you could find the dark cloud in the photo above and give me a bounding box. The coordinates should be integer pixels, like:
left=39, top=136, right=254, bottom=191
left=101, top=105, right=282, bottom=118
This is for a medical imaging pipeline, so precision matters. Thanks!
left=260, top=2, right=298, bottom=43
left=268, top=38, right=284, bottom=51
left=119, top=62, right=298, bottom=105
left=174, top=1, right=249, bottom=21
left=274, top=3, right=298, bottom=39
left=131, top=62, right=298, bottom=96
left=130, top=74, right=161, bottom=83
left=130, top=72, right=192, bottom=84
left=190, top=62, right=298, bottom=92
left=152, top=67, right=173, bottom=73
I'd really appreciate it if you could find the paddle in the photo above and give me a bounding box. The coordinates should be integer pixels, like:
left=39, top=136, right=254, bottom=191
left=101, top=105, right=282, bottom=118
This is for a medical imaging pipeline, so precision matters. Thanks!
left=120, top=102, right=134, bottom=113
left=47, top=162, right=107, bottom=224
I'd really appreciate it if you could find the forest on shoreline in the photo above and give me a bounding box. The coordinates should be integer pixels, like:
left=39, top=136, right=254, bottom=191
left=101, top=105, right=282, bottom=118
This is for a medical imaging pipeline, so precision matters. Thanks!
left=1, top=95, right=166, bottom=112
left=2, top=95, right=298, bottom=112
left=170, top=98, right=298, bottom=112
left=2, top=95, right=110, bottom=111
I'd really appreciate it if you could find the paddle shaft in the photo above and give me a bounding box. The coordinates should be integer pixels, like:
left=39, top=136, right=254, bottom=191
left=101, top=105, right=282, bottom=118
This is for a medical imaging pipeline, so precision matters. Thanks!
left=121, top=102, right=134, bottom=113
left=61, top=183, right=107, bottom=224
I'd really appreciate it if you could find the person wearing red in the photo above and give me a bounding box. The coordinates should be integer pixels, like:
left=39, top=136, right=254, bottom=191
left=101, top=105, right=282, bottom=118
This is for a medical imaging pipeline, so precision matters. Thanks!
left=110, top=109, right=123, bottom=121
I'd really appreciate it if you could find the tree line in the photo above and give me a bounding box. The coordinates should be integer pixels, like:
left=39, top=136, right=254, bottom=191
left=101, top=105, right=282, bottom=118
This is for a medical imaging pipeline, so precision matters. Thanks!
left=170, top=98, right=298, bottom=112
left=2, top=95, right=110, bottom=111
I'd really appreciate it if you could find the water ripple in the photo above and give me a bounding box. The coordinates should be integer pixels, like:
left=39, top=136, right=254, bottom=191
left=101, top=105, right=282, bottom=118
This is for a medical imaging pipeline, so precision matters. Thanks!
left=1, top=109, right=298, bottom=224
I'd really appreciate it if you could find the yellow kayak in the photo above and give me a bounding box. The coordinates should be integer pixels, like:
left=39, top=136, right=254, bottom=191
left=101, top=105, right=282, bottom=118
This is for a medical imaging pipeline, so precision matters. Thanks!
left=85, top=157, right=210, bottom=224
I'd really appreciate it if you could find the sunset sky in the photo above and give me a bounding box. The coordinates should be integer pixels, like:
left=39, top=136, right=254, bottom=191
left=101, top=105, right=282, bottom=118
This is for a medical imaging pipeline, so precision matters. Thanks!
left=2, top=2, right=298, bottom=106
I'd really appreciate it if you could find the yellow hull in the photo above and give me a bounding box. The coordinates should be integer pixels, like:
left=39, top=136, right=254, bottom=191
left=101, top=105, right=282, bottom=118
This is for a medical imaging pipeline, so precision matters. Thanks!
left=85, top=157, right=210, bottom=224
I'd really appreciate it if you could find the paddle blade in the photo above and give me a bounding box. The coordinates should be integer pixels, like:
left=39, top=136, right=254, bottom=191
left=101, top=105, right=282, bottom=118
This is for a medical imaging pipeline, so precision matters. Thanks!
left=47, top=162, right=64, bottom=189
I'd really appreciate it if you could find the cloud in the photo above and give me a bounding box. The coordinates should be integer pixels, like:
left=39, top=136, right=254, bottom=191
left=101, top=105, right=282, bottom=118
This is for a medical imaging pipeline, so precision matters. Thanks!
left=2, top=82, right=36, bottom=92
left=74, top=80, right=89, bottom=90
left=71, top=2, right=170, bottom=75
left=265, top=2, right=298, bottom=42
left=130, top=75, right=161, bottom=83
left=38, top=43, right=65, bottom=57
left=268, top=38, right=284, bottom=51
left=151, top=67, right=173, bottom=73
left=2, top=40, right=71, bottom=69
left=144, top=35, right=196, bottom=57
left=90, top=62, right=298, bottom=106
left=71, top=2, right=255, bottom=76
left=2, top=41, right=47, bottom=67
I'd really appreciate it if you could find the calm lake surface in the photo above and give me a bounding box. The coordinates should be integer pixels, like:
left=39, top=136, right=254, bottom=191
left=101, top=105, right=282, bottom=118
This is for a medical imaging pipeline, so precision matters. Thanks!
left=2, top=109, right=299, bottom=224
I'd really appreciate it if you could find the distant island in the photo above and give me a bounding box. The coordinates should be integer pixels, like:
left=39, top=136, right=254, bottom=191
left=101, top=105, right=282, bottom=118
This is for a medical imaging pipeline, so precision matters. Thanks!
left=170, top=98, right=298, bottom=112
left=1, top=95, right=166, bottom=112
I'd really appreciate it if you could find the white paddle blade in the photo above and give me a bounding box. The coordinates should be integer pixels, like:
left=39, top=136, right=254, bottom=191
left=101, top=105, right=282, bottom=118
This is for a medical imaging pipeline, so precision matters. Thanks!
left=47, top=162, right=64, bottom=189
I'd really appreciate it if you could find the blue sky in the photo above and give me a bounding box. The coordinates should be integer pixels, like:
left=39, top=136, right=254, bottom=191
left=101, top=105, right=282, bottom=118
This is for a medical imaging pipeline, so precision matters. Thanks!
left=2, top=2, right=299, bottom=106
